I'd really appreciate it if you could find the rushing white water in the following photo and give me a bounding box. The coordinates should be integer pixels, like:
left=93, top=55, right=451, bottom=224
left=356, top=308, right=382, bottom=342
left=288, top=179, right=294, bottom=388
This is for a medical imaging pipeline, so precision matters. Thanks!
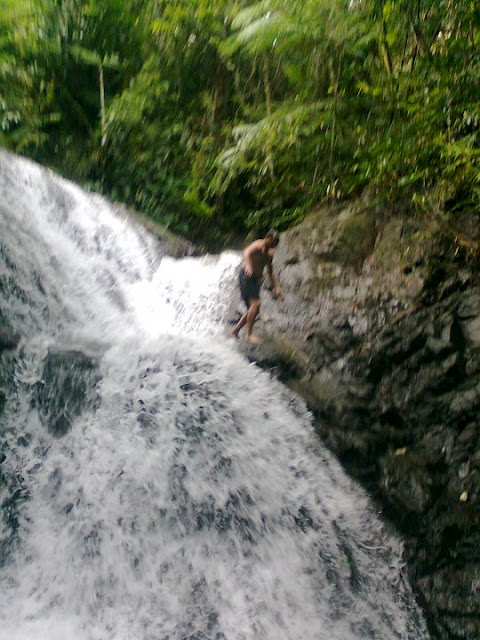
left=0, top=150, right=430, bottom=640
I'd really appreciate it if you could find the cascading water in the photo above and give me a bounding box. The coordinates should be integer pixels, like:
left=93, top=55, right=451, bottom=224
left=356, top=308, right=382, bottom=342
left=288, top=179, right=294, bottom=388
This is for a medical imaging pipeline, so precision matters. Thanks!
left=0, top=150, right=430, bottom=640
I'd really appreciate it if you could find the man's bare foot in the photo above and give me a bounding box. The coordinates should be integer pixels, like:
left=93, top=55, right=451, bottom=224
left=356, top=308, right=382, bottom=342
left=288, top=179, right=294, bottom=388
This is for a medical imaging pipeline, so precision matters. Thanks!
left=230, top=328, right=240, bottom=339
left=246, top=334, right=263, bottom=345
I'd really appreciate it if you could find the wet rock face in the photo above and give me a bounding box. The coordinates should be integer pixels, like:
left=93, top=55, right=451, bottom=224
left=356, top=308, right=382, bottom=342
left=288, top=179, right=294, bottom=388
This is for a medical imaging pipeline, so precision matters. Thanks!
left=248, top=204, right=480, bottom=640
left=34, top=349, right=101, bottom=437
left=366, top=286, right=480, bottom=640
left=0, top=346, right=100, bottom=568
left=0, top=316, right=20, bottom=354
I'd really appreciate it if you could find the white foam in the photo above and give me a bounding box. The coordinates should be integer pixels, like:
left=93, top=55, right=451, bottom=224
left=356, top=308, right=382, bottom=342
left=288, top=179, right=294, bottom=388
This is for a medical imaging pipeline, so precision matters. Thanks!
left=0, top=151, right=429, bottom=640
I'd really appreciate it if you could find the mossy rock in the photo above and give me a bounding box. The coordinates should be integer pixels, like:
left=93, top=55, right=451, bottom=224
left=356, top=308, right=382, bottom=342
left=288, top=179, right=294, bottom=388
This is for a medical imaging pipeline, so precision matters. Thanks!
left=333, top=211, right=377, bottom=272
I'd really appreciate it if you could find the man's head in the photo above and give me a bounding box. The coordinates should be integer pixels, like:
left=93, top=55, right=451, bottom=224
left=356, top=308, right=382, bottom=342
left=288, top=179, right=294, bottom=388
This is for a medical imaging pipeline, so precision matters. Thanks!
left=265, top=230, right=280, bottom=248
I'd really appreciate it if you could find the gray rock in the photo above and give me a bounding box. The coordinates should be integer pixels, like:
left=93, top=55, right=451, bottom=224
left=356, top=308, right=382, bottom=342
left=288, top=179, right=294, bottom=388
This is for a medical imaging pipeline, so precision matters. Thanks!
left=249, top=201, right=480, bottom=640
left=462, top=316, right=480, bottom=347
left=34, top=349, right=101, bottom=437
left=0, top=323, right=20, bottom=352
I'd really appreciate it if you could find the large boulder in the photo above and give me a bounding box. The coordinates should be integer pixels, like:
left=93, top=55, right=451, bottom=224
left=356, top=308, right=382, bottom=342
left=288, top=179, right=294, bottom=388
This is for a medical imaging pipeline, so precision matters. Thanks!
left=235, top=200, right=480, bottom=640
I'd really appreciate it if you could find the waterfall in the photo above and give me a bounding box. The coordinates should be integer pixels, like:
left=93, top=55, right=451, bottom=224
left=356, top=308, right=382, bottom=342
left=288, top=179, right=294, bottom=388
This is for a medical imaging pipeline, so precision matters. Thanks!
left=0, top=150, right=429, bottom=640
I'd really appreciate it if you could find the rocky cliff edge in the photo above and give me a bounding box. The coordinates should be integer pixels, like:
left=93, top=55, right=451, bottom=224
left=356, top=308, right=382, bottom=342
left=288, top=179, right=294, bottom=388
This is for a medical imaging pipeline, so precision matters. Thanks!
left=232, top=198, right=480, bottom=640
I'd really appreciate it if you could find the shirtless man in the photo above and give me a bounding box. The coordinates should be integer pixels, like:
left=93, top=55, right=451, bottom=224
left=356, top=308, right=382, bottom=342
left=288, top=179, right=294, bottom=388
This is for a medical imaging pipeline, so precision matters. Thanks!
left=231, top=231, right=283, bottom=345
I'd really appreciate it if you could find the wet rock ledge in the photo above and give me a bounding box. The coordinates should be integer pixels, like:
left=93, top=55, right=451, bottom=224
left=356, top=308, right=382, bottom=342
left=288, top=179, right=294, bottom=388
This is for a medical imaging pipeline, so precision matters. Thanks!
left=237, top=200, right=480, bottom=640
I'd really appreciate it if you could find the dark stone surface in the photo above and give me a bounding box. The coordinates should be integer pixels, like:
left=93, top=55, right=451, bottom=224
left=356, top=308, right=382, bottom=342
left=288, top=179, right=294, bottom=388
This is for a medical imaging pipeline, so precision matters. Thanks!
left=231, top=202, right=480, bottom=640
left=0, top=316, right=20, bottom=354
left=33, top=348, right=101, bottom=437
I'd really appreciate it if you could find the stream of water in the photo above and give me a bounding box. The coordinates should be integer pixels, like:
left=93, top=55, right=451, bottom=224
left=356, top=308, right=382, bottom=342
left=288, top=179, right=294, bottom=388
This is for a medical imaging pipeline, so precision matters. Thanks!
left=0, top=151, right=429, bottom=640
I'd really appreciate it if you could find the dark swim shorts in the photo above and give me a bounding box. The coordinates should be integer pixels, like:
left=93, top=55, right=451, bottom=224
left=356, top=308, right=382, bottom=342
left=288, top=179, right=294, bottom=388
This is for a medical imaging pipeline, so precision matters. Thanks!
left=239, top=267, right=261, bottom=307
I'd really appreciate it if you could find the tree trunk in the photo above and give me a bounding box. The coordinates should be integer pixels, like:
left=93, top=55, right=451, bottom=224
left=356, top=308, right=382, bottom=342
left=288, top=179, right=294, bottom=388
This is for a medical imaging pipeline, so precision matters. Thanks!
left=99, top=62, right=106, bottom=148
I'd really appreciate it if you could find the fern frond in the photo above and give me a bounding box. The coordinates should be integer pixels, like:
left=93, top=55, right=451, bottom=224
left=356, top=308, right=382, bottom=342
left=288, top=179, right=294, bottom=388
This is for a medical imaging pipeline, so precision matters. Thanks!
left=230, top=1, right=274, bottom=31
left=223, top=2, right=302, bottom=57
left=214, top=101, right=332, bottom=192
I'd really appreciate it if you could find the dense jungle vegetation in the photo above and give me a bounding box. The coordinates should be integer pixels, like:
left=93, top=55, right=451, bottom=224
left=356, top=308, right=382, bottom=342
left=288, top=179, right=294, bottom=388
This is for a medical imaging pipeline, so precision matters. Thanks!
left=1, top=0, right=479, bottom=250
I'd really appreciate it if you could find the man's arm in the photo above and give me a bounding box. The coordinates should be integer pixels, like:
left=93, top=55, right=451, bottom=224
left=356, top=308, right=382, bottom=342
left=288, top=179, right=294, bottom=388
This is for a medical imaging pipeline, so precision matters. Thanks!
left=267, top=253, right=283, bottom=300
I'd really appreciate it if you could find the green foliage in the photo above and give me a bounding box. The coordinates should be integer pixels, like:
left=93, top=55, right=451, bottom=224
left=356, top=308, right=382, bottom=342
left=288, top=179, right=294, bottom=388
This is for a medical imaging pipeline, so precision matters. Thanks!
left=0, top=0, right=479, bottom=251
left=0, top=0, right=147, bottom=169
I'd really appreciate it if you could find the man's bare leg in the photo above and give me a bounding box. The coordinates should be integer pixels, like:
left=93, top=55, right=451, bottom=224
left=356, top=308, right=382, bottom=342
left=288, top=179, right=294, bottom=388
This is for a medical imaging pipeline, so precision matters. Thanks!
left=245, top=299, right=263, bottom=345
left=231, top=311, right=248, bottom=339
